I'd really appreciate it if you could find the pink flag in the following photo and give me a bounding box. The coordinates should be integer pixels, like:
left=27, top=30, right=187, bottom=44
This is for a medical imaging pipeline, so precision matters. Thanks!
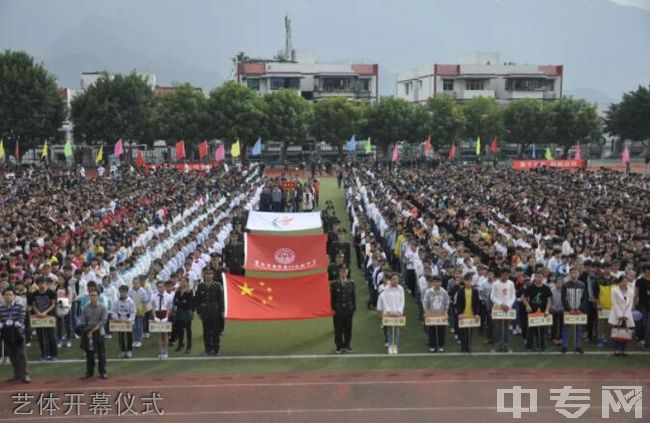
left=114, top=138, right=124, bottom=157
left=215, top=144, right=225, bottom=162
left=391, top=144, right=399, bottom=162
left=574, top=142, right=581, bottom=160
left=622, top=145, right=630, bottom=163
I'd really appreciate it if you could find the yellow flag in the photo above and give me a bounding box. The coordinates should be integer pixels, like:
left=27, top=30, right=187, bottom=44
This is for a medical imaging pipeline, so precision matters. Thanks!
left=96, top=145, right=104, bottom=163
left=230, top=139, right=241, bottom=158
left=475, top=136, right=481, bottom=156
left=0, top=139, right=4, bottom=160
left=41, top=140, right=48, bottom=158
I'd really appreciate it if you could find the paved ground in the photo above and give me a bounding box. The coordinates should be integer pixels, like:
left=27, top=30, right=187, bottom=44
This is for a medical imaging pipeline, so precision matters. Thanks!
left=1, top=368, right=648, bottom=422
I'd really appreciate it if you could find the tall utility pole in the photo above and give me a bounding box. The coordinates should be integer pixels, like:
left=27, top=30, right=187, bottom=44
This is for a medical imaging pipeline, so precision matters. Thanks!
left=284, top=14, right=292, bottom=60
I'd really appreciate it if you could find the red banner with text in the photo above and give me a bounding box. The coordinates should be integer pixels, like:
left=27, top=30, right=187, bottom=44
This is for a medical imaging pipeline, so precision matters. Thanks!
left=244, top=233, right=327, bottom=273
left=513, top=160, right=587, bottom=170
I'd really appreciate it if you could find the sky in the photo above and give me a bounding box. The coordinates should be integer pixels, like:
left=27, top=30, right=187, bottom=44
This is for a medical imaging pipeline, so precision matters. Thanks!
left=0, top=0, right=648, bottom=103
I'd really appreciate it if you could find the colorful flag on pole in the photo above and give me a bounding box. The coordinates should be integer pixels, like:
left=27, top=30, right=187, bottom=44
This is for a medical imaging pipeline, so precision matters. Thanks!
left=531, top=144, right=537, bottom=159
left=475, top=136, right=481, bottom=156
left=574, top=142, right=582, bottom=160
left=198, top=140, right=208, bottom=159
left=622, top=144, right=630, bottom=163
left=231, top=139, right=241, bottom=158
left=223, top=272, right=333, bottom=320
left=64, top=138, right=73, bottom=158
left=95, top=145, right=103, bottom=164
left=490, top=136, right=498, bottom=154
left=424, top=135, right=432, bottom=155
left=347, top=135, right=356, bottom=152
left=448, top=143, right=456, bottom=160
left=251, top=138, right=262, bottom=156
left=544, top=147, right=553, bottom=161
left=175, top=140, right=185, bottom=160
left=135, top=150, right=145, bottom=168
left=392, top=143, right=399, bottom=162
left=365, top=137, right=372, bottom=154
left=0, top=139, right=5, bottom=160
left=15, top=141, right=19, bottom=162
left=41, top=140, right=48, bottom=159
left=215, top=144, right=225, bottom=162
left=114, top=138, right=124, bottom=157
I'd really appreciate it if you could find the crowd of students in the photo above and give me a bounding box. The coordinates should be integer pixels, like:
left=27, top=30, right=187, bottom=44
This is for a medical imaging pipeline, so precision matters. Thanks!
left=0, top=163, right=263, bottom=382
left=344, top=162, right=650, bottom=355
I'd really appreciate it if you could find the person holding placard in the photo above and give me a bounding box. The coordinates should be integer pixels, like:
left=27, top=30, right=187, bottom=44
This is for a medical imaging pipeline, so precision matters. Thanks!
left=0, top=286, right=30, bottom=383
left=523, top=273, right=552, bottom=352
left=422, top=276, right=449, bottom=352
left=561, top=268, right=587, bottom=354
left=490, top=268, right=516, bottom=353
left=150, top=281, right=173, bottom=359
left=28, top=277, right=58, bottom=361
left=377, top=273, right=405, bottom=354
left=609, top=276, right=635, bottom=356
left=595, top=264, right=617, bottom=348
left=455, top=274, right=480, bottom=353
left=113, top=285, right=135, bottom=358
left=80, top=288, right=108, bottom=380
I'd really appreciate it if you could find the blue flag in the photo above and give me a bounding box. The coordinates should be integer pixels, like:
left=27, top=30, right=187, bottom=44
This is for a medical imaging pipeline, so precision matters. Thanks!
left=251, top=138, right=262, bottom=156
left=347, top=135, right=356, bottom=152
left=531, top=144, right=537, bottom=159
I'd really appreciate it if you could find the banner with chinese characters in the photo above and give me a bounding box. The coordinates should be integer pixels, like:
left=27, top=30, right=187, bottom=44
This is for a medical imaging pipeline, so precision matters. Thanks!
left=244, top=233, right=327, bottom=274
left=223, top=272, right=332, bottom=320
left=512, top=160, right=587, bottom=170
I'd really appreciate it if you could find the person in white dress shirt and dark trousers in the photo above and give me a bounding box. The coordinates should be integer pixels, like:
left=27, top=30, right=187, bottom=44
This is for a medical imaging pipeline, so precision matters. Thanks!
left=150, top=281, right=173, bottom=359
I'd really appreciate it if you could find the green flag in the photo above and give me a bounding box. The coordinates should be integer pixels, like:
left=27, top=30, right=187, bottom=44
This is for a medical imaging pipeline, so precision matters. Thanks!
left=365, top=137, right=372, bottom=154
left=475, top=136, right=481, bottom=156
left=64, top=138, right=73, bottom=158
left=544, top=147, right=553, bottom=160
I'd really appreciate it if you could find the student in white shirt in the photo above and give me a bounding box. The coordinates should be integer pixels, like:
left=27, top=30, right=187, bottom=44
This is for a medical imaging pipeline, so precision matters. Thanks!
left=490, top=268, right=516, bottom=353
left=150, top=281, right=173, bottom=359
left=377, top=273, right=405, bottom=354
left=113, top=285, right=136, bottom=358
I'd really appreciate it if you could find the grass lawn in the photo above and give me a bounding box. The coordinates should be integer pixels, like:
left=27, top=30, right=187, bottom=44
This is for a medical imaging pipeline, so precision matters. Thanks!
left=2, top=176, right=648, bottom=379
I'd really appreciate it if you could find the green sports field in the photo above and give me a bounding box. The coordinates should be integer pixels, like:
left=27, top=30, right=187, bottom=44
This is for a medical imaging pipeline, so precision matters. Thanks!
left=2, top=176, right=648, bottom=379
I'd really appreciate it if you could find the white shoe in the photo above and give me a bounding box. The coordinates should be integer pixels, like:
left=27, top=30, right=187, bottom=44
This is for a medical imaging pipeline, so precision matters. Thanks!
left=126, top=351, right=132, bottom=358
left=144, top=333, right=150, bottom=339
left=438, top=348, right=444, bottom=353
left=106, top=334, right=112, bottom=339
left=384, top=342, right=389, bottom=348
left=66, top=341, right=72, bottom=348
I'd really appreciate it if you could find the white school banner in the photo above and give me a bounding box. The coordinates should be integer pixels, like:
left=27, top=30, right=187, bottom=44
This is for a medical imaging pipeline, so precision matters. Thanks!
left=246, top=212, right=323, bottom=232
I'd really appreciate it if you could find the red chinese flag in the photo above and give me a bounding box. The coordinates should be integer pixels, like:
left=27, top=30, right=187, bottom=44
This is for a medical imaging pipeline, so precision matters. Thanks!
left=244, top=233, right=328, bottom=273
left=198, top=140, right=208, bottom=159
left=490, top=136, right=498, bottom=154
left=224, top=273, right=333, bottom=320
left=448, top=143, right=456, bottom=160
left=424, top=135, right=431, bottom=154
left=175, top=140, right=185, bottom=160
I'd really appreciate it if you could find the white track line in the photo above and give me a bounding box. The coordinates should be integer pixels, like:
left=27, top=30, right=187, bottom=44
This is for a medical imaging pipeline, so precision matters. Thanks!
left=16, top=350, right=648, bottom=365
left=1, top=378, right=648, bottom=394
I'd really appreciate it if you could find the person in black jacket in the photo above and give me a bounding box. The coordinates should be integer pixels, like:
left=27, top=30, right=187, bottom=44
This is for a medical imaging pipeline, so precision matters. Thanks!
left=172, top=277, right=194, bottom=354
left=330, top=265, right=356, bottom=353
left=194, top=269, right=224, bottom=355
left=452, top=274, right=481, bottom=353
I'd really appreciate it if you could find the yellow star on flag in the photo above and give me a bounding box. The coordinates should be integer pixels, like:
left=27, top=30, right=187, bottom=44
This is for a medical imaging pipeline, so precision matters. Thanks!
left=239, top=282, right=254, bottom=297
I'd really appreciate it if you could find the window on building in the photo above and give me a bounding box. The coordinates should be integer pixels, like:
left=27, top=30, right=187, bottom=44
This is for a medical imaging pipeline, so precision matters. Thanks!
left=270, top=77, right=300, bottom=90
left=404, top=82, right=411, bottom=95
left=418, top=80, right=423, bottom=91
left=357, top=78, right=370, bottom=92
left=442, top=79, right=454, bottom=91
left=320, top=77, right=355, bottom=92
left=465, top=79, right=485, bottom=91
left=505, top=78, right=554, bottom=91
left=246, top=78, right=260, bottom=90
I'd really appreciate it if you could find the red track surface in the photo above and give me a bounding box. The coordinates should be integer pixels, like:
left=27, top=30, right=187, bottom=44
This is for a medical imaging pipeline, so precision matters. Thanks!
left=1, top=368, right=648, bottom=422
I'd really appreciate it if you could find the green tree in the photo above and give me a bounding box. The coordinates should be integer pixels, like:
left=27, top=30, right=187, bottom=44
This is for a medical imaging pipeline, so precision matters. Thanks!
left=461, top=96, right=501, bottom=148
left=71, top=72, right=155, bottom=145
left=365, top=97, right=415, bottom=155
left=427, top=95, right=466, bottom=149
left=547, top=97, right=600, bottom=158
left=502, top=99, right=550, bottom=155
left=263, top=89, right=311, bottom=163
left=605, top=85, right=650, bottom=148
left=153, top=84, right=209, bottom=154
left=207, top=82, right=266, bottom=161
left=0, top=50, right=65, bottom=150
left=311, top=97, right=363, bottom=159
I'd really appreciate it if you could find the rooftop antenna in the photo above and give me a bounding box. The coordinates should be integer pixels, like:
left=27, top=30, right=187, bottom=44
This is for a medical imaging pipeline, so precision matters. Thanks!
left=284, top=14, right=292, bottom=60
